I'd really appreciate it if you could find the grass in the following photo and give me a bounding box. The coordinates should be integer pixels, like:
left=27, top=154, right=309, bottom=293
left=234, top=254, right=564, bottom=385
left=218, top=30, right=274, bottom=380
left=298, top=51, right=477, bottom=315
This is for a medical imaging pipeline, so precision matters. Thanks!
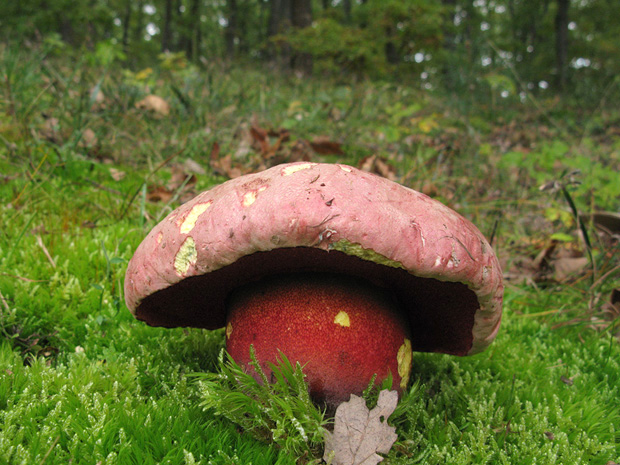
left=1, top=43, right=619, bottom=464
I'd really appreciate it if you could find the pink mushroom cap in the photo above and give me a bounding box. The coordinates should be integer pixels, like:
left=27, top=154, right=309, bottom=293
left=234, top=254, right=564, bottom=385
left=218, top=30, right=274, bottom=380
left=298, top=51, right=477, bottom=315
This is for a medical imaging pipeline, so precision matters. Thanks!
left=124, top=162, right=503, bottom=356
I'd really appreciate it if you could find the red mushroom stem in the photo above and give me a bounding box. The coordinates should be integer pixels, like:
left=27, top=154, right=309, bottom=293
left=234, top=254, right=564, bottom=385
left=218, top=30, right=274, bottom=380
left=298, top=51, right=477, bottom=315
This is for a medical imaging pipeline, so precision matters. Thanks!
left=225, top=272, right=413, bottom=408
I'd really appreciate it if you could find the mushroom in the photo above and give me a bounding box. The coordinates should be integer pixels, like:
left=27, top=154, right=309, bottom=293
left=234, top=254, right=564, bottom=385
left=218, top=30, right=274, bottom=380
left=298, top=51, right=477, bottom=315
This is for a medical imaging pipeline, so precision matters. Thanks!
left=124, top=162, right=503, bottom=408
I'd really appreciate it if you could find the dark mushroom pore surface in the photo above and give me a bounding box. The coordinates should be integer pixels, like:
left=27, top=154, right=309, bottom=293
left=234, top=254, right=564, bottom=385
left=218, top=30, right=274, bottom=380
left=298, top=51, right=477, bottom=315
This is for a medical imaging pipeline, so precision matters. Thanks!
left=134, top=246, right=478, bottom=355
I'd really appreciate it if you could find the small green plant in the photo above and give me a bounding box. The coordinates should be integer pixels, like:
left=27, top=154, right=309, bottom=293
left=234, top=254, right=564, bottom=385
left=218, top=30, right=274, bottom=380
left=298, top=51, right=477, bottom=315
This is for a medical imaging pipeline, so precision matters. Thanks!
left=193, top=348, right=329, bottom=462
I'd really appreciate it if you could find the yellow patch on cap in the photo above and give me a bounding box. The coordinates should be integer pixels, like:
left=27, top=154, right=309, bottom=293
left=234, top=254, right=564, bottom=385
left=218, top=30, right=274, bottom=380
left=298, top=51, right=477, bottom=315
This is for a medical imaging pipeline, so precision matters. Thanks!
left=338, top=165, right=352, bottom=172
left=334, top=311, right=350, bottom=327
left=281, top=163, right=316, bottom=176
left=174, top=236, right=197, bottom=276
left=242, top=186, right=268, bottom=207
left=180, top=201, right=212, bottom=234
left=226, top=322, right=233, bottom=339
left=397, top=338, right=412, bottom=389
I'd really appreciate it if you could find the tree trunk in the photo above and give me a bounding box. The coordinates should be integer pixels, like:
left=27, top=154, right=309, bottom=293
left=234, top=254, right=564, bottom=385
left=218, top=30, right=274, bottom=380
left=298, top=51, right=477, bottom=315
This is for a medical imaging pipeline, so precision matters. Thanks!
left=122, top=1, right=132, bottom=53
left=342, top=0, right=351, bottom=22
left=267, top=0, right=292, bottom=65
left=225, top=0, right=238, bottom=58
left=555, top=0, right=569, bottom=90
left=133, top=0, right=145, bottom=47
left=162, top=0, right=173, bottom=52
left=189, top=0, right=201, bottom=61
left=440, top=0, right=458, bottom=90
left=290, top=0, right=312, bottom=73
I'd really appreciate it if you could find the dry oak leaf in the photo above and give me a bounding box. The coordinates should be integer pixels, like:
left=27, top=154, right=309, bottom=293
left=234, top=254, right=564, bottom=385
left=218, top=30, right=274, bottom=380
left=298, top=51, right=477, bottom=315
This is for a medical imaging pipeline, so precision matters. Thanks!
left=324, top=390, right=398, bottom=465
left=309, top=136, right=345, bottom=155
left=135, top=95, right=170, bottom=118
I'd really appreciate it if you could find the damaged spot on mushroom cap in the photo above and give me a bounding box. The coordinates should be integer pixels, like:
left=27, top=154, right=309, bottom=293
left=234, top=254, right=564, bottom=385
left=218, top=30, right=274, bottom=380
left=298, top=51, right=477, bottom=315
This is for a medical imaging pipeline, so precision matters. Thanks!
left=334, top=311, right=350, bottom=327
left=338, top=165, right=352, bottom=172
left=180, top=201, right=212, bottom=235
left=226, top=322, right=233, bottom=339
left=330, top=239, right=404, bottom=270
left=174, top=236, right=197, bottom=276
left=242, top=186, right=268, bottom=207
left=281, top=163, right=316, bottom=176
left=397, top=338, right=412, bottom=389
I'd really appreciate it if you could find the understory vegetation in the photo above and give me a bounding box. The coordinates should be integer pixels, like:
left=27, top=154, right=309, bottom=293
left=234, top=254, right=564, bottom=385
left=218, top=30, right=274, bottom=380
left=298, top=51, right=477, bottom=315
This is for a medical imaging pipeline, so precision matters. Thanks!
left=0, top=43, right=619, bottom=464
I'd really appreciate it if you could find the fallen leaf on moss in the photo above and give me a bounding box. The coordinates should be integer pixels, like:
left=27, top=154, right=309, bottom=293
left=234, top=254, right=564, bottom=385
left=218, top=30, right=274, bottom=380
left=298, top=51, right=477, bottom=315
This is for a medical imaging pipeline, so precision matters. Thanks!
left=324, top=390, right=398, bottom=465
left=135, top=95, right=170, bottom=117
left=309, top=136, right=344, bottom=155
left=358, top=155, right=396, bottom=181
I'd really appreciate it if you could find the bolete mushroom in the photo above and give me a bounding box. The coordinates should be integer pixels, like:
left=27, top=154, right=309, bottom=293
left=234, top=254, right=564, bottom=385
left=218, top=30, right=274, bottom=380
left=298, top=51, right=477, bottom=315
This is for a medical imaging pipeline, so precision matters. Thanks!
left=124, top=162, right=503, bottom=408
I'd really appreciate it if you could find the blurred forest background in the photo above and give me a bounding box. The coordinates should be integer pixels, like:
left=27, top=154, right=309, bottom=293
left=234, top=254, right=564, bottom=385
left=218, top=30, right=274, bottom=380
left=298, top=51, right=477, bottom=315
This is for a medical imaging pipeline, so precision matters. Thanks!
left=2, top=0, right=619, bottom=106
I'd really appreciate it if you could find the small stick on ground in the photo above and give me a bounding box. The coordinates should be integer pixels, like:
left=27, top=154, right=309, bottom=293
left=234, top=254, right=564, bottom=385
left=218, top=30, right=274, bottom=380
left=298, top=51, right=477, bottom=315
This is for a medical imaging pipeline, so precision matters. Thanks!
left=36, top=235, right=56, bottom=269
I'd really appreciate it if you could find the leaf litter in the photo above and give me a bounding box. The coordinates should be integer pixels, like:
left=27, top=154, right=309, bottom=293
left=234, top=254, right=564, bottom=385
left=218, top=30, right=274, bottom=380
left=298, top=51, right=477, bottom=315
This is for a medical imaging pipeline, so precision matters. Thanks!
left=324, top=390, right=398, bottom=465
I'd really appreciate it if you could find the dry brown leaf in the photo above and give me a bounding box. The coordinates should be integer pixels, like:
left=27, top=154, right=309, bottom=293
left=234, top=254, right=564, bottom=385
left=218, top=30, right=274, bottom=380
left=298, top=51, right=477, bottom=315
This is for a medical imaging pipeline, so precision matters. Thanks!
left=583, top=212, right=620, bottom=237
left=109, top=168, right=126, bottom=181
left=183, top=158, right=206, bottom=176
left=323, top=390, right=398, bottom=465
left=551, top=257, right=590, bottom=282
left=358, top=155, right=397, bottom=181
left=210, top=153, right=243, bottom=179
left=601, top=289, right=620, bottom=321
left=288, top=139, right=313, bottom=162
left=135, top=95, right=170, bottom=118
left=79, top=128, right=98, bottom=148
left=168, top=164, right=197, bottom=191
left=90, top=86, right=106, bottom=111
left=36, top=116, right=65, bottom=144
left=146, top=185, right=174, bottom=203
left=309, top=136, right=345, bottom=155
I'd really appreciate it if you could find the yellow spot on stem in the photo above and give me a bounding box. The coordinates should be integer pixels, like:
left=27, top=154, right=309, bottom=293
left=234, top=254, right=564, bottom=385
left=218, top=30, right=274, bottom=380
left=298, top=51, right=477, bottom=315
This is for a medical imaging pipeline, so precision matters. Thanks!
left=281, top=163, right=316, bottom=176
left=397, top=339, right=412, bottom=389
left=174, top=237, right=197, bottom=276
left=334, top=311, right=350, bottom=327
left=180, top=202, right=212, bottom=234
left=226, top=322, right=233, bottom=339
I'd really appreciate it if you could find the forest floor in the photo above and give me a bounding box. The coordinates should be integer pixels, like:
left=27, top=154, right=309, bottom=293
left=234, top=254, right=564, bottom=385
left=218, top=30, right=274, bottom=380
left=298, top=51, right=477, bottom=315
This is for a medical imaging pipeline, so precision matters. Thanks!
left=0, top=47, right=619, bottom=464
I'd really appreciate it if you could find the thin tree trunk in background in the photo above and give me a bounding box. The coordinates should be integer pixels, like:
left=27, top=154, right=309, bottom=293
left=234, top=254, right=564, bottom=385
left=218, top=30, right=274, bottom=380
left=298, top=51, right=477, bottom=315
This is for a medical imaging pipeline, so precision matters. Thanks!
left=342, top=0, right=351, bottom=22
left=322, top=0, right=329, bottom=10
left=122, top=1, right=131, bottom=53
left=384, top=25, right=399, bottom=64
left=176, top=0, right=189, bottom=55
left=133, top=0, right=144, bottom=46
left=440, top=0, right=457, bottom=90
left=162, top=0, right=173, bottom=52
left=290, top=0, right=312, bottom=73
left=189, top=0, right=201, bottom=61
left=225, top=0, right=238, bottom=58
left=555, top=0, right=569, bottom=90
left=267, top=0, right=291, bottom=65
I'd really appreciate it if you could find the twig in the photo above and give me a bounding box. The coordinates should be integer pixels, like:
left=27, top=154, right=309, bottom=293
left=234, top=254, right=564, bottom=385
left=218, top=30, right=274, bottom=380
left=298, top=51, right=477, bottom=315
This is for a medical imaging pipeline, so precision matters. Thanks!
left=35, top=235, right=56, bottom=268
left=39, top=435, right=60, bottom=465
left=0, top=290, right=10, bottom=312
left=0, top=272, right=47, bottom=283
left=589, top=264, right=620, bottom=294
left=83, top=178, right=123, bottom=196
